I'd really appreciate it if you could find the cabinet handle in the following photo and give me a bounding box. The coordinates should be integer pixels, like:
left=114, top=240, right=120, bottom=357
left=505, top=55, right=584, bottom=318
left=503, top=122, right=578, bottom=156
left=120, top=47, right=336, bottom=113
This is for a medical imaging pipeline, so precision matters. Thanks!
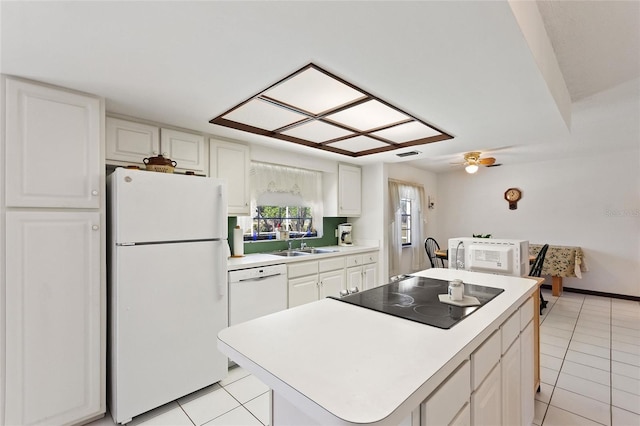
left=91, top=190, right=98, bottom=196
left=162, top=152, right=168, bottom=157
left=152, top=150, right=159, bottom=155
left=92, top=225, right=99, bottom=231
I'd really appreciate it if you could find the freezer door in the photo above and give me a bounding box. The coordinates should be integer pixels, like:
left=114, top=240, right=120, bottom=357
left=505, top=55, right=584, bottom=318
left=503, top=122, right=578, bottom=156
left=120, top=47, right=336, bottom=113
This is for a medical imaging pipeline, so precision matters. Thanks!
left=109, top=240, right=228, bottom=423
left=109, top=168, right=227, bottom=243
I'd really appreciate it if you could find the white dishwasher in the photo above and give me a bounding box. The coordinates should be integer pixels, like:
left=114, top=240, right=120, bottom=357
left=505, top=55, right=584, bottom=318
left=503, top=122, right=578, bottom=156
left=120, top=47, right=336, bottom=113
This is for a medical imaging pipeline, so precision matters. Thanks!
left=228, top=264, right=288, bottom=326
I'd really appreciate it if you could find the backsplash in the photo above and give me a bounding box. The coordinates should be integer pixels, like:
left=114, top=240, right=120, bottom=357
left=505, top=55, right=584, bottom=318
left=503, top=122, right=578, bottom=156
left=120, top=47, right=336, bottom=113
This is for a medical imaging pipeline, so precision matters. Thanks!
left=227, top=216, right=346, bottom=254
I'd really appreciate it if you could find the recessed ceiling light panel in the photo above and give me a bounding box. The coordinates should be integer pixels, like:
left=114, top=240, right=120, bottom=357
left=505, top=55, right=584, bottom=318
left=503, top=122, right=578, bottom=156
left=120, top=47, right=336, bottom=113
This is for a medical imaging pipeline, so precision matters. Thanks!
left=281, top=120, right=354, bottom=143
left=210, top=63, right=453, bottom=157
left=326, top=135, right=390, bottom=153
left=324, top=100, right=410, bottom=131
left=371, top=121, right=442, bottom=143
left=222, top=99, right=307, bottom=131
left=263, top=67, right=366, bottom=115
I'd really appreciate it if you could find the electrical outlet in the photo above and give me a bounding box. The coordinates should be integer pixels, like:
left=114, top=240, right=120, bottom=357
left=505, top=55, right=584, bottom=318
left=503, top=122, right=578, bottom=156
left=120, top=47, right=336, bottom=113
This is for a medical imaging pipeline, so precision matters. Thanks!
left=335, top=229, right=338, bottom=238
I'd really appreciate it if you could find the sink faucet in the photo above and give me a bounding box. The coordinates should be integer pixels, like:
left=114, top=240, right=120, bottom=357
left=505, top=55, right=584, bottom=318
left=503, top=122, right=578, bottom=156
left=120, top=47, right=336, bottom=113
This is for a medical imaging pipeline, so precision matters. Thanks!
left=299, top=231, right=309, bottom=249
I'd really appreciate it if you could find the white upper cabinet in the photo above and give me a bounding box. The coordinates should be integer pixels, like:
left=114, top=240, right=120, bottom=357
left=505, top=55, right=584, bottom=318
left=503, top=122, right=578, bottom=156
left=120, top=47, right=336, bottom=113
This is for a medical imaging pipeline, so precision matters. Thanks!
left=106, top=117, right=160, bottom=164
left=5, top=77, right=102, bottom=208
left=324, top=163, right=362, bottom=217
left=209, top=139, right=250, bottom=215
left=106, top=118, right=207, bottom=173
left=338, top=163, right=361, bottom=216
left=160, top=128, right=206, bottom=172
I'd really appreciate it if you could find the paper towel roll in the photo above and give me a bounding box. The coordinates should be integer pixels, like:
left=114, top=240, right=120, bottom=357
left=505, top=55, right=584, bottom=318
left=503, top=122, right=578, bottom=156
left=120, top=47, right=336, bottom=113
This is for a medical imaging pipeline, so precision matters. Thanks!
left=233, top=226, right=244, bottom=257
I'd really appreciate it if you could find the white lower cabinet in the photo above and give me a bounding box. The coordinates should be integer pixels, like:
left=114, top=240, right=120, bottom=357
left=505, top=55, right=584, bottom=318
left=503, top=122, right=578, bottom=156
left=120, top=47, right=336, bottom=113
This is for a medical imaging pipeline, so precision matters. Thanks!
left=422, top=360, right=470, bottom=425
left=471, top=364, right=502, bottom=426
left=521, top=320, right=535, bottom=425
left=4, top=211, right=103, bottom=425
left=288, top=257, right=345, bottom=308
left=501, top=338, right=521, bottom=425
left=346, top=252, right=378, bottom=291
left=450, top=402, right=471, bottom=426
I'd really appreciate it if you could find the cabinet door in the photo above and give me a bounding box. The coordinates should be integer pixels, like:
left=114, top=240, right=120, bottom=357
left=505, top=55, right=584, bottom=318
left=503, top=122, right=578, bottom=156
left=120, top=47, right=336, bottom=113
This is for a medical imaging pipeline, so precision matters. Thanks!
left=5, top=78, right=101, bottom=208
left=338, top=164, right=361, bottom=216
left=5, top=211, right=102, bottom=425
left=288, top=275, right=318, bottom=308
left=471, top=365, right=501, bottom=426
left=471, top=365, right=502, bottom=426
left=502, top=338, right=521, bottom=426
left=521, top=321, right=535, bottom=425
left=209, top=140, right=250, bottom=215
left=346, top=266, right=363, bottom=291
left=161, top=128, right=206, bottom=172
left=106, top=117, right=159, bottom=164
left=363, top=263, right=377, bottom=290
left=319, top=269, right=345, bottom=299
left=450, top=403, right=471, bottom=426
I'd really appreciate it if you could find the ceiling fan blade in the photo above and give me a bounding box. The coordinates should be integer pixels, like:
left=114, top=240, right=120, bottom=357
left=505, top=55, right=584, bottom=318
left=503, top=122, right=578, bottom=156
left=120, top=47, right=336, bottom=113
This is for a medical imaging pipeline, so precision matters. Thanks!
left=479, top=157, right=496, bottom=166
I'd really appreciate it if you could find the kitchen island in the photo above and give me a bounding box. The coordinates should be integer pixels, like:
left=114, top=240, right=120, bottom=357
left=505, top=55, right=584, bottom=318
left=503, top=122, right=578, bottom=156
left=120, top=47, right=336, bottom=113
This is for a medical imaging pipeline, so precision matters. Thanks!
left=218, top=268, right=542, bottom=425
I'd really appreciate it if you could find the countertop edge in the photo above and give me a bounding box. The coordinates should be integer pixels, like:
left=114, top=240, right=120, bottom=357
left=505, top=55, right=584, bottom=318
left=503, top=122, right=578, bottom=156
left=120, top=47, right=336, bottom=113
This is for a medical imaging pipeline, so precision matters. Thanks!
left=227, top=244, right=379, bottom=271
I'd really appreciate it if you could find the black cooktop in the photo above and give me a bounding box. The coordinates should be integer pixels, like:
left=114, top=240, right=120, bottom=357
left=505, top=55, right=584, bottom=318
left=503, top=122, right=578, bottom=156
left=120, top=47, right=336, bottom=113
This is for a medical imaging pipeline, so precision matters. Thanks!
left=330, top=276, right=504, bottom=329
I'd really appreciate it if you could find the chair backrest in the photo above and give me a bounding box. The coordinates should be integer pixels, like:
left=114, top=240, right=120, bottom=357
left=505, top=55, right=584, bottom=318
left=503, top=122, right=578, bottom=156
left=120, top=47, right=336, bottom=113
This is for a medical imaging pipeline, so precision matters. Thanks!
left=529, top=244, right=549, bottom=277
left=424, top=237, right=443, bottom=268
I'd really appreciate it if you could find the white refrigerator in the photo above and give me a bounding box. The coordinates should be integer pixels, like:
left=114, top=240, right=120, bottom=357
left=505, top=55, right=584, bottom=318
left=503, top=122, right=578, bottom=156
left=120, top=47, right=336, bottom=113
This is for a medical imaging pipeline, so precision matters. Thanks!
left=107, top=168, right=228, bottom=424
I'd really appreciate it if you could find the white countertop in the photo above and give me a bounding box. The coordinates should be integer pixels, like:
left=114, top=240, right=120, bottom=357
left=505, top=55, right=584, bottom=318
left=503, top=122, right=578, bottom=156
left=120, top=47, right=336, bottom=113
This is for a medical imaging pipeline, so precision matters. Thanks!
left=227, top=244, right=379, bottom=271
left=218, top=268, right=539, bottom=425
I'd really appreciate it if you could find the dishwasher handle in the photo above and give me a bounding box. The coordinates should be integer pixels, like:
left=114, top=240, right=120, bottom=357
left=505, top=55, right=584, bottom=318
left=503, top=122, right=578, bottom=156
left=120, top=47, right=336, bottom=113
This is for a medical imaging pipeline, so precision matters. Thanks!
left=237, top=272, right=284, bottom=283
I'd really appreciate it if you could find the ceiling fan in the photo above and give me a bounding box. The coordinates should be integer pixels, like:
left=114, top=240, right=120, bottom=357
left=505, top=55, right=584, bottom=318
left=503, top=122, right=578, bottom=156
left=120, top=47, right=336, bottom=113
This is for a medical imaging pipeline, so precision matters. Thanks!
left=452, top=151, right=500, bottom=174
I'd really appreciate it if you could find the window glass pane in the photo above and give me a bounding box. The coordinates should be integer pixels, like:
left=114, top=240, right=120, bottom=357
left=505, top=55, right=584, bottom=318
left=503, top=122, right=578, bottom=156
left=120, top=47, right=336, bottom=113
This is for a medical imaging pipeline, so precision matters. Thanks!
left=245, top=204, right=317, bottom=241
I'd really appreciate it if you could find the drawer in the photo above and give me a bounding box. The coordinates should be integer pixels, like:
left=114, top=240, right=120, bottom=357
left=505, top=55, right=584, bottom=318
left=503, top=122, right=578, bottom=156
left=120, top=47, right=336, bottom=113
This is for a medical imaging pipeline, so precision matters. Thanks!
left=346, top=255, right=363, bottom=267
left=501, top=311, right=520, bottom=355
left=520, top=297, right=534, bottom=330
left=362, top=251, right=378, bottom=264
left=423, top=360, right=470, bottom=426
left=287, top=261, right=318, bottom=279
left=319, top=256, right=345, bottom=273
left=471, top=331, right=500, bottom=390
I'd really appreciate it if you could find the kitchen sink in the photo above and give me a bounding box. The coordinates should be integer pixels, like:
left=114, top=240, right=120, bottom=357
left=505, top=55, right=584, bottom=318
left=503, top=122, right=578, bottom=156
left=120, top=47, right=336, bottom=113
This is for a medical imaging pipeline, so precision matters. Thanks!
left=271, top=247, right=338, bottom=257
left=271, top=250, right=311, bottom=257
left=297, top=247, right=338, bottom=254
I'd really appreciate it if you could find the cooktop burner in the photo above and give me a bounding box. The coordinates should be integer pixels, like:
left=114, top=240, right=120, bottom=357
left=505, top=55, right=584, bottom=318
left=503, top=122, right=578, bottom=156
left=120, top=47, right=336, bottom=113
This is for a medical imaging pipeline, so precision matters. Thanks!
left=330, top=276, right=503, bottom=329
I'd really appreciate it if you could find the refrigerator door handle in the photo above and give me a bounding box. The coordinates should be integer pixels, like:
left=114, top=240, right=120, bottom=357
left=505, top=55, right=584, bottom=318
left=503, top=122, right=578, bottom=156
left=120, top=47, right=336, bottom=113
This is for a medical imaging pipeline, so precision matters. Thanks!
left=218, top=244, right=227, bottom=299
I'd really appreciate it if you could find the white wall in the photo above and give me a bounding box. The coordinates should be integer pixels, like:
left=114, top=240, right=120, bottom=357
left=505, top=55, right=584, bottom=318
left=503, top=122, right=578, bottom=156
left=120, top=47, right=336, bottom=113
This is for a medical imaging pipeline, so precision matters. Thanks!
left=436, top=78, right=640, bottom=297
left=436, top=149, right=640, bottom=297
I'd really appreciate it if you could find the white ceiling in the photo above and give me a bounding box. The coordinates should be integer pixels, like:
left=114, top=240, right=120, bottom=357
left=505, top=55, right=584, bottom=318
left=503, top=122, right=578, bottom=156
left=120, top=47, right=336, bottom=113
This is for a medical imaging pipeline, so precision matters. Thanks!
left=1, top=1, right=638, bottom=173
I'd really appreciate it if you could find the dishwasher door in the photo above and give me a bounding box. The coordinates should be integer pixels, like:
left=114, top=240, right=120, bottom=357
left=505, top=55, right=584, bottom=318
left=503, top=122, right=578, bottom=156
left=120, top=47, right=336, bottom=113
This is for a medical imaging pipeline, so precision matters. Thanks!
left=228, top=264, right=288, bottom=326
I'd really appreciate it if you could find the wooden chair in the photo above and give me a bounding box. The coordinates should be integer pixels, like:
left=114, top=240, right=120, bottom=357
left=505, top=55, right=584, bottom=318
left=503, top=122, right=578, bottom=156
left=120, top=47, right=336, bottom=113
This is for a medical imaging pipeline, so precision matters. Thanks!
left=424, top=237, right=445, bottom=268
left=529, top=244, right=549, bottom=314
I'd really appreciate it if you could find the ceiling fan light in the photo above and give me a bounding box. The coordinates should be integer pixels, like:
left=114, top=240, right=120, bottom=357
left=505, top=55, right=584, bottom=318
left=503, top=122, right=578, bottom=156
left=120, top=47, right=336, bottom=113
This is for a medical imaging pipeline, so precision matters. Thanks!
left=465, top=164, right=479, bottom=174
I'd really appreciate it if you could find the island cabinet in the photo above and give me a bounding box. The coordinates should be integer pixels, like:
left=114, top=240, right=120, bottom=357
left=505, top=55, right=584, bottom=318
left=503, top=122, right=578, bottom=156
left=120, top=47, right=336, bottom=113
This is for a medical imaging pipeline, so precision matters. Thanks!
left=218, top=269, right=541, bottom=426
left=2, top=76, right=105, bottom=425
left=288, top=257, right=346, bottom=307
left=106, top=117, right=207, bottom=173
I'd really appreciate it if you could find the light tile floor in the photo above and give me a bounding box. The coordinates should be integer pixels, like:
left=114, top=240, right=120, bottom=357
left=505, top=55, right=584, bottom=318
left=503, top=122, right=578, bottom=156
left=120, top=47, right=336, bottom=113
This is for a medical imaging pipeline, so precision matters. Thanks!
left=535, top=289, right=640, bottom=426
left=90, top=289, right=639, bottom=426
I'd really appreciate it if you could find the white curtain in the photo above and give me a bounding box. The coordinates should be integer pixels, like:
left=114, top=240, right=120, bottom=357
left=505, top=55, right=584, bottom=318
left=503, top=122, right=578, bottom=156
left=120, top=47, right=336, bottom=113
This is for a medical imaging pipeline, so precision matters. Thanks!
left=238, top=162, right=323, bottom=234
left=388, top=179, right=427, bottom=277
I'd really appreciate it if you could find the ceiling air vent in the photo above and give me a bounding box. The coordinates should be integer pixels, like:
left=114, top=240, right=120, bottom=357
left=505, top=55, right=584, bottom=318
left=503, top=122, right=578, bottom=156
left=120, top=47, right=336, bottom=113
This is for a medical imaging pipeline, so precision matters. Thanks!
left=396, top=150, right=421, bottom=158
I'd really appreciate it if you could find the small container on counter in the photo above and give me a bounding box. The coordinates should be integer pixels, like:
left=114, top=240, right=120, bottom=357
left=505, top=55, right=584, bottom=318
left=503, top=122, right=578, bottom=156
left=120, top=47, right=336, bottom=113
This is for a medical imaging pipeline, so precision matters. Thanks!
left=448, top=279, right=464, bottom=301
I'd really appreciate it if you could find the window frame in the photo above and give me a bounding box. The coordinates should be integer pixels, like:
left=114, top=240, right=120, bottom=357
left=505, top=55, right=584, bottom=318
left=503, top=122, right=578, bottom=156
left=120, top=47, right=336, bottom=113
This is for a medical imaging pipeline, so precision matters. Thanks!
left=400, top=197, right=412, bottom=247
left=244, top=204, right=317, bottom=241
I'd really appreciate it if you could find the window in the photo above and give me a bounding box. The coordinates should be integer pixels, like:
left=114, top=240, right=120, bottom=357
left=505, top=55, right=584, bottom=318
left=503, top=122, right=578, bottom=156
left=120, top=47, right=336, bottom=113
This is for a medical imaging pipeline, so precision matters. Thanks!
left=400, top=198, right=412, bottom=246
left=246, top=205, right=317, bottom=241
left=236, top=162, right=323, bottom=241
